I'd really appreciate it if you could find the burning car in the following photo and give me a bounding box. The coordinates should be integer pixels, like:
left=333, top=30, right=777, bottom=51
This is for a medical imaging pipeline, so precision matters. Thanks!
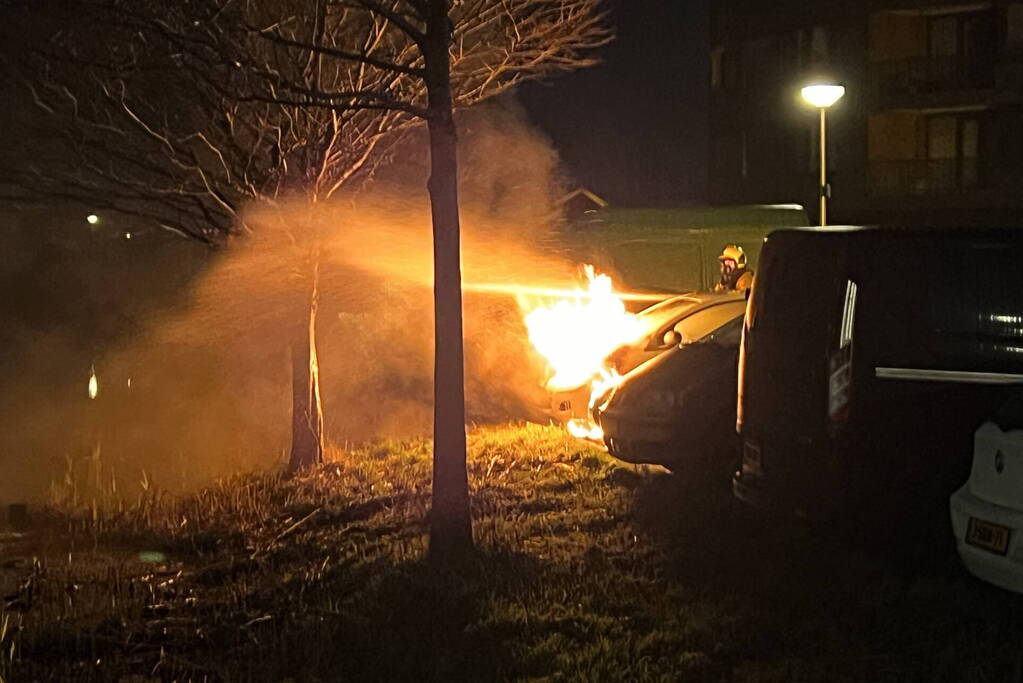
left=517, top=264, right=746, bottom=441
left=596, top=301, right=746, bottom=471
left=540, top=288, right=748, bottom=437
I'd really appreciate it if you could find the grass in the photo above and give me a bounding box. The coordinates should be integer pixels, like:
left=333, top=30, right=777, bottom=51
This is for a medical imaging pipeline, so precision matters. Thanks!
left=2, top=423, right=1023, bottom=682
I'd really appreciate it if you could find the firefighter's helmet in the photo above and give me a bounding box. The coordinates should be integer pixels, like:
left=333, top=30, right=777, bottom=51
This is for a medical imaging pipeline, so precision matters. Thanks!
left=719, top=244, right=747, bottom=267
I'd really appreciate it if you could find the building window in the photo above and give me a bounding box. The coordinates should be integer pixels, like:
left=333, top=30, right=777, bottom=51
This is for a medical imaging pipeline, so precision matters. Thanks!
left=744, top=35, right=780, bottom=90
left=961, top=118, right=980, bottom=186
left=871, top=9, right=996, bottom=94
left=711, top=46, right=725, bottom=89
left=925, top=114, right=980, bottom=190
left=869, top=111, right=983, bottom=194
left=927, top=115, right=957, bottom=158
left=1008, top=4, right=1023, bottom=49
left=928, top=15, right=958, bottom=58
left=712, top=45, right=741, bottom=90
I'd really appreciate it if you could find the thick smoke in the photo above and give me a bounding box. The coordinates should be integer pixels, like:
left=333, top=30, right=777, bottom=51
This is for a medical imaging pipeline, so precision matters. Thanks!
left=0, top=100, right=588, bottom=504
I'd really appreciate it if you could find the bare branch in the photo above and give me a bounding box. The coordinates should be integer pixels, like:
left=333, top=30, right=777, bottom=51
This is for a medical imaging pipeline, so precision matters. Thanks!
left=257, top=26, right=425, bottom=78
left=349, top=0, right=427, bottom=44
left=0, top=0, right=611, bottom=243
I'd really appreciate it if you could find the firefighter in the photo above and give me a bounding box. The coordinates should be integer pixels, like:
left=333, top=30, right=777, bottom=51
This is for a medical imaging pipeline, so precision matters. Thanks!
left=715, top=244, right=753, bottom=293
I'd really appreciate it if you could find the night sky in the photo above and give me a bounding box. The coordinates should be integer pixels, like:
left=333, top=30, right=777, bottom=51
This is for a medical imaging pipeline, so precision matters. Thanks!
left=519, top=0, right=709, bottom=207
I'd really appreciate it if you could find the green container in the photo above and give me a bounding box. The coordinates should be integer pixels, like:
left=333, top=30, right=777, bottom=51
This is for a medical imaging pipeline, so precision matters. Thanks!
left=566, top=204, right=809, bottom=293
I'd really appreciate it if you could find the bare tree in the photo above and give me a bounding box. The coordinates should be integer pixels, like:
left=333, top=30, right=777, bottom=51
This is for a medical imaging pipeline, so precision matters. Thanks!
left=2, top=0, right=610, bottom=554
left=1, top=0, right=422, bottom=471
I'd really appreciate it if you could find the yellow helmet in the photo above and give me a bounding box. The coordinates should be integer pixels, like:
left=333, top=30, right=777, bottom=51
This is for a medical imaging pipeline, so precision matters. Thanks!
left=719, top=244, right=747, bottom=267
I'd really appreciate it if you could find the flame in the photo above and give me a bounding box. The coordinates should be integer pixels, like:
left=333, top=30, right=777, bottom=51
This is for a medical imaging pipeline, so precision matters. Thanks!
left=589, top=368, right=623, bottom=407
left=88, top=366, right=99, bottom=400
left=567, top=418, right=604, bottom=440
left=521, top=266, right=645, bottom=441
left=568, top=368, right=628, bottom=441
left=521, top=266, right=645, bottom=392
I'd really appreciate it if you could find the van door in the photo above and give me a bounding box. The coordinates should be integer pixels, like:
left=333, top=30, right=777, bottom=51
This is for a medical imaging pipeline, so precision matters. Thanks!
left=740, top=232, right=851, bottom=445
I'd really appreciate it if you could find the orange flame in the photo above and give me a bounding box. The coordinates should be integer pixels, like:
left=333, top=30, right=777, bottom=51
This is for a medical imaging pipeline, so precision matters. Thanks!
left=567, top=417, right=604, bottom=440
left=521, top=266, right=645, bottom=440
left=521, top=266, right=644, bottom=392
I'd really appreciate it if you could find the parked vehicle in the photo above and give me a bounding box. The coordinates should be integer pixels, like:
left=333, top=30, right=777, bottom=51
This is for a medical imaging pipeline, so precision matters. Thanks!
left=550, top=292, right=746, bottom=425
left=597, top=308, right=745, bottom=471
left=951, top=391, right=1023, bottom=592
left=733, top=227, right=1023, bottom=536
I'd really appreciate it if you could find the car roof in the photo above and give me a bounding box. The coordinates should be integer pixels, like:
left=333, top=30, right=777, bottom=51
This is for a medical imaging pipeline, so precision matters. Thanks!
left=639, top=291, right=745, bottom=318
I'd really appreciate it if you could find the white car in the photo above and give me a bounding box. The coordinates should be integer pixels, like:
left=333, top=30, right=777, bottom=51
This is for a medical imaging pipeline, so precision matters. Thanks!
left=950, top=393, right=1023, bottom=592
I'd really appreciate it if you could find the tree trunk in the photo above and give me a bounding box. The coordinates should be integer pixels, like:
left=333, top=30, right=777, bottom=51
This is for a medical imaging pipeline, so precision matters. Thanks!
left=288, top=253, right=324, bottom=472
left=423, top=0, right=473, bottom=557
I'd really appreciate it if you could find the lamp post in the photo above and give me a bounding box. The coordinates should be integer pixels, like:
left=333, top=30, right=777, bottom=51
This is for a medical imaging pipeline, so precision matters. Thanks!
left=801, top=83, right=845, bottom=226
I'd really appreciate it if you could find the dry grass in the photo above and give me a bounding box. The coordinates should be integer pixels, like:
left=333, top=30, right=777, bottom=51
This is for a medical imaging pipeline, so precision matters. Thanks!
left=2, top=423, right=1023, bottom=682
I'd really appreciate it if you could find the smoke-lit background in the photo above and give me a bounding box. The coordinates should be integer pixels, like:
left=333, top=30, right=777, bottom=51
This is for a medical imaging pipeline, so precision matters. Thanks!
left=0, top=100, right=590, bottom=504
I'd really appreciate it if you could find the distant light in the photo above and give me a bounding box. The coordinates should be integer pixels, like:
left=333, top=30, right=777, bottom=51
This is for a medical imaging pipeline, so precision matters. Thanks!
left=755, top=203, right=805, bottom=211
left=124, top=232, right=132, bottom=240
left=86, top=214, right=100, bottom=225
left=127, top=377, right=132, bottom=389
left=88, top=366, right=99, bottom=400
left=138, top=550, right=166, bottom=563
left=801, top=84, right=845, bottom=109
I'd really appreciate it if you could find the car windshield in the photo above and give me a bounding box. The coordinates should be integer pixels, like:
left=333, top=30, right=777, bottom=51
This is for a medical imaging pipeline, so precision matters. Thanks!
left=672, top=301, right=747, bottom=345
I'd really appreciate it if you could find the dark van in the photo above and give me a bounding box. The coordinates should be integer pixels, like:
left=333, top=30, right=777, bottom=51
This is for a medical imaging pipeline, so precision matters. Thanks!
left=734, top=227, right=1023, bottom=532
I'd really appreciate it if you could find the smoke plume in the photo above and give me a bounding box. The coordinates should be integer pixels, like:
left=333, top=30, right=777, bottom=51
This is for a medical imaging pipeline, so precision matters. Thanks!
left=0, top=100, right=589, bottom=504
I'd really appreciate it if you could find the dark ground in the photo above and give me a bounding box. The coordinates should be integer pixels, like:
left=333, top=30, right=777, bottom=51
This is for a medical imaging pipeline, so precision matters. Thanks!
left=2, top=424, right=1021, bottom=682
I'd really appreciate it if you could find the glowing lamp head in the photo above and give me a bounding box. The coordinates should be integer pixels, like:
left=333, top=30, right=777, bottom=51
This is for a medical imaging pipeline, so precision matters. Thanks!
left=801, top=84, right=845, bottom=109
left=86, top=214, right=100, bottom=225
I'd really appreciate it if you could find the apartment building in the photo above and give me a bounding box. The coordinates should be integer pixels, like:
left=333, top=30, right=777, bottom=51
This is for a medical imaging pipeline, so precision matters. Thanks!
left=709, top=0, right=1023, bottom=225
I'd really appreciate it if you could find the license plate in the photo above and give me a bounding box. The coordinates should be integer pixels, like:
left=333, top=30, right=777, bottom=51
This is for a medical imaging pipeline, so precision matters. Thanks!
left=966, top=517, right=1011, bottom=556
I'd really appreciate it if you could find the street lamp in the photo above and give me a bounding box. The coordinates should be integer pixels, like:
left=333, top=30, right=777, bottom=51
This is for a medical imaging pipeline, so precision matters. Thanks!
left=801, top=83, right=845, bottom=226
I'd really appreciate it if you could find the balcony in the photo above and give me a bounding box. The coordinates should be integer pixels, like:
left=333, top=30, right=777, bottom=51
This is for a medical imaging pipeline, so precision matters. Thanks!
left=873, top=55, right=995, bottom=100
left=869, top=158, right=980, bottom=196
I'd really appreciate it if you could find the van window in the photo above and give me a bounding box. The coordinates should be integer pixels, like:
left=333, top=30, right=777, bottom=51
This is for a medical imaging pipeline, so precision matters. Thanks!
left=927, top=240, right=1023, bottom=368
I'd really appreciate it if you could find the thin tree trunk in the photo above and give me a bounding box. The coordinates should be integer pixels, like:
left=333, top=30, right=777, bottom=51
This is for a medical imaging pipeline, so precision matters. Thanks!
left=288, top=252, right=324, bottom=472
left=423, top=0, right=473, bottom=557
